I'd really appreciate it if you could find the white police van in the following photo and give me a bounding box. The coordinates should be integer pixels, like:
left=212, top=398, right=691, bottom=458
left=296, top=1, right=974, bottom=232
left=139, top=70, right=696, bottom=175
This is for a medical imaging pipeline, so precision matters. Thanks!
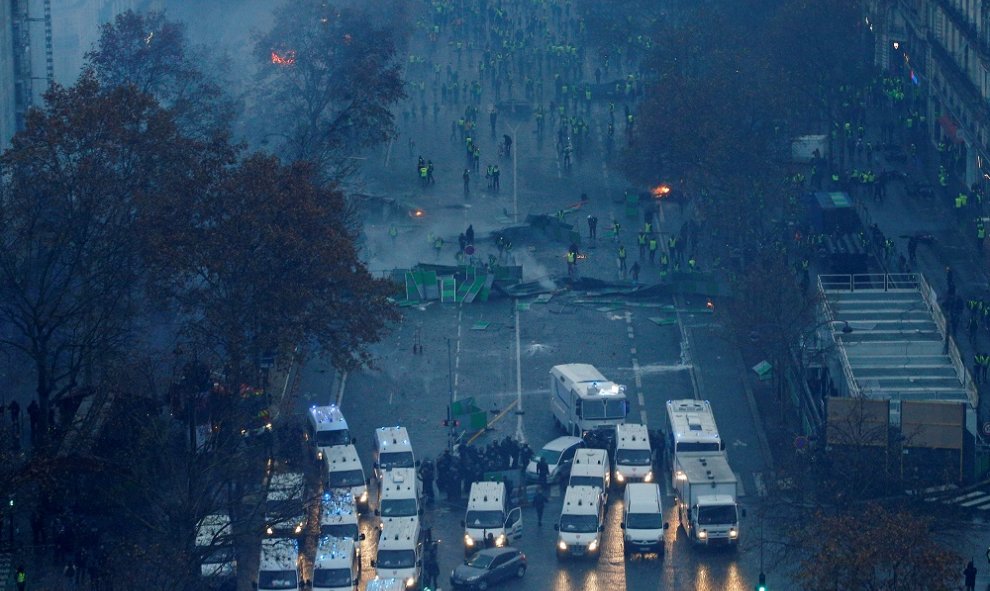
left=372, top=520, right=422, bottom=590
left=373, top=426, right=416, bottom=481
left=621, top=482, right=668, bottom=557
left=614, top=423, right=654, bottom=486
left=320, top=490, right=364, bottom=547
left=308, top=404, right=351, bottom=461
left=265, top=472, right=307, bottom=538
left=554, top=485, right=605, bottom=560
left=312, top=535, right=360, bottom=591
left=568, top=448, right=611, bottom=504
left=376, top=467, right=421, bottom=531
left=195, top=512, right=236, bottom=580
left=323, top=443, right=369, bottom=511
left=256, top=537, right=301, bottom=591
left=462, top=481, right=523, bottom=556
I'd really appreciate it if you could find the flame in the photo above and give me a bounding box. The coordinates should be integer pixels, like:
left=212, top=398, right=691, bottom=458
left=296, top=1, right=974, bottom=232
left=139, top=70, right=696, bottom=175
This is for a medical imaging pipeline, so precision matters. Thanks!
left=271, top=50, right=297, bottom=65
left=706, top=298, right=714, bottom=310
left=651, top=184, right=671, bottom=198
left=409, top=208, right=425, bottom=218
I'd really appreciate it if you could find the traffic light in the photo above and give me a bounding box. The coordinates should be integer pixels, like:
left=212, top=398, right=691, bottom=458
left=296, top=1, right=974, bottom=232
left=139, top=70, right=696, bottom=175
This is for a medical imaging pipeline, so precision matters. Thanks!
left=441, top=419, right=460, bottom=427
left=756, top=572, right=766, bottom=591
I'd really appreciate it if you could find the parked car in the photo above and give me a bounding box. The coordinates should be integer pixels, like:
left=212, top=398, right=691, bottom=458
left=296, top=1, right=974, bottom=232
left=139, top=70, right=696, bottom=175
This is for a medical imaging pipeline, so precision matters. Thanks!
left=450, top=547, right=526, bottom=590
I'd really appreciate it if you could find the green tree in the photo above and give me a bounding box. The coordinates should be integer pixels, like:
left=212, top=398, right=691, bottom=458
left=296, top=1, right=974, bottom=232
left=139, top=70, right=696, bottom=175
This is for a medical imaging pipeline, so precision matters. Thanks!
left=140, top=154, right=398, bottom=427
left=85, top=10, right=237, bottom=140
left=794, top=503, right=959, bottom=591
left=0, top=75, right=197, bottom=446
left=253, top=1, right=406, bottom=180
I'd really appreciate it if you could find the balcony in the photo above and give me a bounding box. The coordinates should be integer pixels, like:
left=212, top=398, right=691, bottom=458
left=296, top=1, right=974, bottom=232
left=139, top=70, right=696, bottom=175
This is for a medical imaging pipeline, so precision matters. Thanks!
left=931, top=0, right=990, bottom=60
left=928, top=36, right=990, bottom=127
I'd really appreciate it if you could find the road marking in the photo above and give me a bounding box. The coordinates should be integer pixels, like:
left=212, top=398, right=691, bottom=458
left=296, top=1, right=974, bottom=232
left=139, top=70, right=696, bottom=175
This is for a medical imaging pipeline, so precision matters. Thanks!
left=514, top=306, right=526, bottom=444
left=634, top=370, right=642, bottom=389
left=335, top=371, right=348, bottom=407
left=640, top=410, right=648, bottom=424
left=959, top=494, right=990, bottom=508
left=637, top=392, right=645, bottom=406
left=673, top=294, right=701, bottom=400
left=454, top=308, right=463, bottom=397
left=949, top=491, right=985, bottom=504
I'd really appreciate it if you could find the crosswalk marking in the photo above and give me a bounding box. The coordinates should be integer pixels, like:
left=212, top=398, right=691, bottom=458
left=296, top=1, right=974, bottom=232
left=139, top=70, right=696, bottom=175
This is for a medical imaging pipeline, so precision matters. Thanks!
left=959, top=494, right=990, bottom=508
left=949, top=491, right=985, bottom=504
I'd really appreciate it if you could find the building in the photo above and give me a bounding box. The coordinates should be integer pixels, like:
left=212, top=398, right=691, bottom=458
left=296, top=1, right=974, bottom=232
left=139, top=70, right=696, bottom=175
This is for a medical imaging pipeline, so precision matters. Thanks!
left=881, top=0, right=990, bottom=191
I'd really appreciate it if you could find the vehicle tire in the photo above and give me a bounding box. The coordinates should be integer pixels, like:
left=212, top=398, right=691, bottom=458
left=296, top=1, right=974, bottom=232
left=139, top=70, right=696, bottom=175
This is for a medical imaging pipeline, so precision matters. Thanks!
left=478, top=580, right=488, bottom=590
left=516, top=565, right=526, bottom=578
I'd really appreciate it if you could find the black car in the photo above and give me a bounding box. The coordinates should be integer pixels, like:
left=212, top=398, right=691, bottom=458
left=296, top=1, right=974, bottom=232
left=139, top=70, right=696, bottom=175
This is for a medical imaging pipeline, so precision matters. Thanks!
left=450, top=547, right=526, bottom=590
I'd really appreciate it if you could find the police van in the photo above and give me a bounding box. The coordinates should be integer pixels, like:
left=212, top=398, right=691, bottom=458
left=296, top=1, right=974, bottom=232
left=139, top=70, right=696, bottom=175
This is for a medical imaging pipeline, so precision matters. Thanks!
left=549, top=363, right=628, bottom=437
left=371, top=520, right=422, bottom=590
left=665, top=399, right=724, bottom=462
left=195, top=512, right=236, bottom=580
left=265, top=472, right=308, bottom=538
left=568, top=448, right=611, bottom=504
left=308, top=404, right=352, bottom=461
left=461, top=481, right=523, bottom=556
left=621, top=482, right=668, bottom=557
left=320, top=490, right=365, bottom=547
left=554, top=485, right=605, bottom=560
left=323, top=444, right=369, bottom=511
left=614, top=423, right=654, bottom=486
left=376, top=467, right=421, bottom=530
left=312, top=535, right=360, bottom=591
left=256, top=537, right=301, bottom=591
left=373, top=426, right=416, bottom=481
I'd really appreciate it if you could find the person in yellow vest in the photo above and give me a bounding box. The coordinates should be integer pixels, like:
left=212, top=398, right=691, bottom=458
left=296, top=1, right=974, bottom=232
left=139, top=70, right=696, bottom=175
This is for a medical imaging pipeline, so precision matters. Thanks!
left=388, top=225, right=398, bottom=243
left=648, top=237, right=658, bottom=264
left=637, top=232, right=647, bottom=259
left=978, top=220, right=986, bottom=252
left=566, top=250, right=577, bottom=279
left=16, top=565, right=25, bottom=591
left=618, top=244, right=627, bottom=277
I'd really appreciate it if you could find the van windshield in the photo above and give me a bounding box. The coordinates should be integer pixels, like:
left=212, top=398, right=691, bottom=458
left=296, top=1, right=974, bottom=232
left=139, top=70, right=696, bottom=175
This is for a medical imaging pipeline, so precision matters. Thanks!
left=559, top=514, right=599, bottom=533
left=315, top=429, right=350, bottom=447
left=379, top=451, right=415, bottom=470
left=202, top=546, right=234, bottom=565
left=321, top=523, right=359, bottom=540
left=266, top=499, right=303, bottom=519
left=626, top=513, right=663, bottom=530
left=381, top=498, right=418, bottom=517
left=581, top=399, right=626, bottom=420
left=327, top=469, right=365, bottom=487
left=570, top=476, right=604, bottom=489
left=676, top=442, right=722, bottom=453
left=313, top=568, right=353, bottom=587
left=465, top=510, right=504, bottom=529
left=258, top=570, right=297, bottom=590
left=697, top=505, right=737, bottom=525
left=376, top=549, right=416, bottom=569
left=616, top=449, right=652, bottom=466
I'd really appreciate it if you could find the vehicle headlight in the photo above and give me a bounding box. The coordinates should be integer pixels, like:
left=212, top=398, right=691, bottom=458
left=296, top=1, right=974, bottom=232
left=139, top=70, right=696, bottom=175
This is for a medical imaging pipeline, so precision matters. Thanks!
left=675, top=471, right=687, bottom=481
left=644, top=471, right=653, bottom=482
left=557, top=540, right=568, bottom=551
left=317, top=451, right=324, bottom=461
left=464, top=534, right=474, bottom=546
left=359, top=490, right=368, bottom=503
left=405, top=576, right=416, bottom=588
left=265, top=526, right=273, bottom=535
left=615, top=472, right=625, bottom=482
left=496, top=534, right=507, bottom=547
left=729, top=528, right=738, bottom=539
left=294, top=524, right=303, bottom=534
left=698, top=530, right=707, bottom=539
left=588, top=538, right=599, bottom=552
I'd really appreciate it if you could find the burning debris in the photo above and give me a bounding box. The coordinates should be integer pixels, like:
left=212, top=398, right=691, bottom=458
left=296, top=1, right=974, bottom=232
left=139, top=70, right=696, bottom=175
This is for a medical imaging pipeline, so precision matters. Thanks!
left=651, top=184, right=671, bottom=198
left=270, top=50, right=297, bottom=65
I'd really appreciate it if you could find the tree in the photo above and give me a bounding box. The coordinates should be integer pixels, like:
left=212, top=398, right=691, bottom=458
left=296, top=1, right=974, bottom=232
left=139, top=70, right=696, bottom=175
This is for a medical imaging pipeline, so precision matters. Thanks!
left=0, top=75, right=198, bottom=446
left=793, top=503, right=960, bottom=591
left=139, top=154, right=398, bottom=427
left=253, top=1, right=406, bottom=180
left=85, top=10, right=237, bottom=141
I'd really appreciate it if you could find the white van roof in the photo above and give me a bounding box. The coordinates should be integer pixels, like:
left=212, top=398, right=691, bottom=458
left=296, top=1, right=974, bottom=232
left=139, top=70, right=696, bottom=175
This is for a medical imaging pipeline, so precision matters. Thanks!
left=195, top=513, right=231, bottom=547
left=550, top=364, right=625, bottom=400
left=266, top=472, right=304, bottom=501
left=366, top=578, right=407, bottom=591
left=324, top=444, right=363, bottom=473
left=375, top=426, right=413, bottom=451
left=314, top=536, right=355, bottom=569
left=625, top=482, right=662, bottom=512
left=259, top=538, right=299, bottom=571
left=616, top=423, right=651, bottom=450
left=380, top=467, right=418, bottom=499
left=320, top=490, right=358, bottom=526
left=570, top=449, right=609, bottom=476
left=562, top=485, right=602, bottom=514
left=468, top=481, right=505, bottom=508
left=377, top=520, right=420, bottom=550
left=308, top=404, right=347, bottom=431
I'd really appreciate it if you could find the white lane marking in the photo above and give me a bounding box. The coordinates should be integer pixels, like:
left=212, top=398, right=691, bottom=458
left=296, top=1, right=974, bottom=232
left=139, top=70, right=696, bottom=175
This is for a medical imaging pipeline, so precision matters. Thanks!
left=638, top=392, right=645, bottom=406
left=640, top=410, right=648, bottom=424
left=336, top=371, right=348, bottom=407
left=515, top=306, right=526, bottom=444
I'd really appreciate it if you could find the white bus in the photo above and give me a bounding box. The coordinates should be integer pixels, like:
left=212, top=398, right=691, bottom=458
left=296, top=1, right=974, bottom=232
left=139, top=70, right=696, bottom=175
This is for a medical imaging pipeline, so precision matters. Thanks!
left=550, top=364, right=628, bottom=437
